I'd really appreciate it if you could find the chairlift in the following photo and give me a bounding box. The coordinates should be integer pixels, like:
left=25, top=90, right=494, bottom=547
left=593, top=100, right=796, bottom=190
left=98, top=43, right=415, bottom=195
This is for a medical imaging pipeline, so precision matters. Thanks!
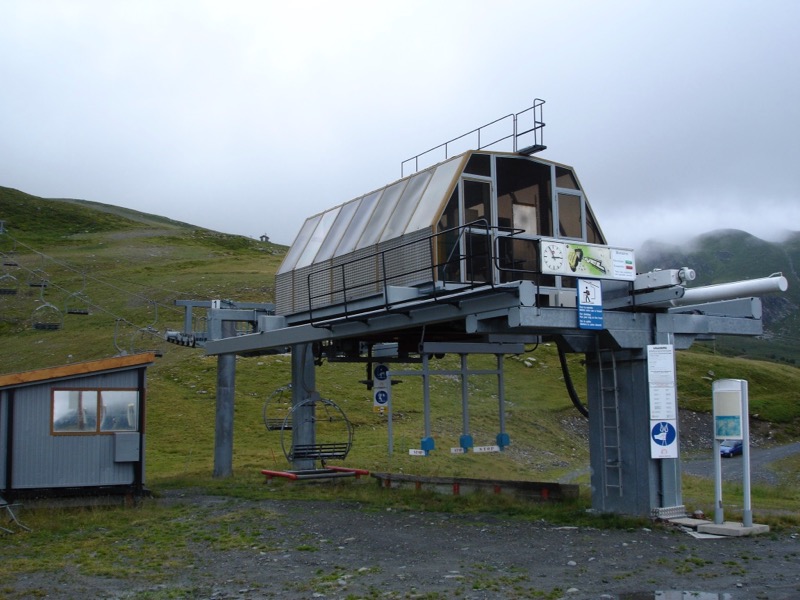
left=1, top=249, right=18, bottom=268
left=130, top=301, right=165, bottom=356
left=27, top=268, right=49, bottom=288
left=262, top=384, right=293, bottom=431
left=0, top=273, right=18, bottom=296
left=280, top=395, right=353, bottom=466
left=65, top=294, right=91, bottom=315
left=113, top=318, right=129, bottom=356
left=31, top=287, right=62, bottom=331
left=64, top=272, right=90, bottom=315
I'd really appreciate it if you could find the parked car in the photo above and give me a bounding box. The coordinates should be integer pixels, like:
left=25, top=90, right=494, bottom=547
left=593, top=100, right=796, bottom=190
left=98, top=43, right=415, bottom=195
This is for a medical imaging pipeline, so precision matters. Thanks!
left=720, top=439, right=743, bottom=457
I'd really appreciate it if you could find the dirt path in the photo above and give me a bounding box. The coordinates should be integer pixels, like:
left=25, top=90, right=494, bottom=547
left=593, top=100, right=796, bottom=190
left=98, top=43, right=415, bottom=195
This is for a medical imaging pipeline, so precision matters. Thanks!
left=682, top=442, right=800, bottom=485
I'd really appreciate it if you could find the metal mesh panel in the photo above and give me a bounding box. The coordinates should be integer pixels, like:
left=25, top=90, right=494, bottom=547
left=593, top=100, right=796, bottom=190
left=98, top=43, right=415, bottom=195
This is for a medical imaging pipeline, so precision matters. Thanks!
left=307, top=260, right=334, bottom=311
left=275, top=272, right=293, bottom=315
left=380, top=228, right=433, bottom=288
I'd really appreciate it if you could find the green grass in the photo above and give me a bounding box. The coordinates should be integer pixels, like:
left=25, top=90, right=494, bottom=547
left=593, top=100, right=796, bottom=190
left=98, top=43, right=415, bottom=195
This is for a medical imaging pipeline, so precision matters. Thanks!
left=1, top=189, right=800, bottom=586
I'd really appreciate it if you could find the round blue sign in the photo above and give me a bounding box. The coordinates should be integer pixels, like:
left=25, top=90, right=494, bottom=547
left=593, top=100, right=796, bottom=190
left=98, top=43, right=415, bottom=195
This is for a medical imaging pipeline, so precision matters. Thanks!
left=375, top=390, right=389, bottom=405
left=651, top=421, right=676, bottom=446
left=374, top=364, right=389, bottom=381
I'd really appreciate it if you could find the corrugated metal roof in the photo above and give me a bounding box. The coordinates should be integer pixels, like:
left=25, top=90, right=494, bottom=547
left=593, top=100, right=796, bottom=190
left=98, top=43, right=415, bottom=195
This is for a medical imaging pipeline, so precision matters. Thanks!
left=0, top=353, right=155, bottom=390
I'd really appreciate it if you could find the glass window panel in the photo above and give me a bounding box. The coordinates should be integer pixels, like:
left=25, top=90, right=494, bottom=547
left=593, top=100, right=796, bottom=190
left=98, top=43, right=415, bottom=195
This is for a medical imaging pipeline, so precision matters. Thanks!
left=314, top=199, right=360, bottom=262
left=276, top=214, right=322, bottom=274
left=404, top=157, right=463, bottom=234
left=436, top=187, right=461, bottom=281
left=513, top=204, right=537, bottom=234
left=464, top=152, right=491, bottom=176
left=53, top=390, right=98, bottom=433
left=379, top=171, right=432, bottom=242
left=558, top=193, right=583, bottom=239
left=463, top=180, right=491, bottom=226
left=555, top=166, right=579, bottom=189
left=333, top=191, right=381, bottom=257
left=100, top=390, right=139, bottom=431
left=498, top=237, right=540, bottom=282
left=356, top=180, right=408, bottom=249
left=294, top=206, right=341, bottom=269
left=496, top=157, right=552, bottom=235
left=586, top=207, right=606, bottom=244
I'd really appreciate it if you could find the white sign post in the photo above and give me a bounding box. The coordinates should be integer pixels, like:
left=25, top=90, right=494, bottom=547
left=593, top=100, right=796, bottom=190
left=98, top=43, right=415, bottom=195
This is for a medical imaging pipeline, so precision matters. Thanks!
left=647, top=345, right=678, bottom=459
left=712, top=379, right=752, bottom=526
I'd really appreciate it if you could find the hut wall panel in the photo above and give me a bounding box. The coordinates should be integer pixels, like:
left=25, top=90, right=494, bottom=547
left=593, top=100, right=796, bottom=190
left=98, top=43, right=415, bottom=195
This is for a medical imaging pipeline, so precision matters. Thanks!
left=7, top=369, right=141, bottom=490
left=0, top=392, right=8, bottom=487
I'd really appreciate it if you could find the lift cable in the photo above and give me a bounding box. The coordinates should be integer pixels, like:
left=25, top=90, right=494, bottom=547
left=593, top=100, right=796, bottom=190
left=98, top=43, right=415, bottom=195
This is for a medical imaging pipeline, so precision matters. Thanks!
left=0, top=233, right=185, bottom=318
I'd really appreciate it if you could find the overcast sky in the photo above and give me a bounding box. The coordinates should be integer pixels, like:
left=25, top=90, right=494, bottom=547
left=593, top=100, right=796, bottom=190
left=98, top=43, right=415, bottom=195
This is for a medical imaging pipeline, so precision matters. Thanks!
left=1, top=0, right=798, bottom=251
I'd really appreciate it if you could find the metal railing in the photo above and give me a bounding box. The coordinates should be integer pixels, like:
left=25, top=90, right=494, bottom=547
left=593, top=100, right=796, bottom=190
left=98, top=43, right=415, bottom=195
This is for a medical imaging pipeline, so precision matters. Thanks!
left=401, top=99, right=546, bottom=177
left=305, top=222, right=547, bottom=326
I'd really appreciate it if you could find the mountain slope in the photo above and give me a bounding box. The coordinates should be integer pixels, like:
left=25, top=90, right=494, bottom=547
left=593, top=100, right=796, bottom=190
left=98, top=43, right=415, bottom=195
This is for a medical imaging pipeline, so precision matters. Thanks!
left=638, top=229, right=800, bottom=364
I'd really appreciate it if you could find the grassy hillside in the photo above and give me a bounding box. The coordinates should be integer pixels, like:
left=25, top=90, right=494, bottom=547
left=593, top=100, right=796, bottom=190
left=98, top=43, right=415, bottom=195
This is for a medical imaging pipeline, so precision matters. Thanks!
left=1, top=188, right=799, bottom=509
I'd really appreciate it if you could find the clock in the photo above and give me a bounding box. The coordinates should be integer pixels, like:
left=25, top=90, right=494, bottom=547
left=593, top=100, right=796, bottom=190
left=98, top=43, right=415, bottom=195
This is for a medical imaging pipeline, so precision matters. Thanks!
left=542, top=243, right=565, bottom=272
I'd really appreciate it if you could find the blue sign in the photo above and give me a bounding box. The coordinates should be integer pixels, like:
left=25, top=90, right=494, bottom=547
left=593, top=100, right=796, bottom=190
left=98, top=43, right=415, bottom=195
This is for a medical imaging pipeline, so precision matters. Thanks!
left=577, top=279, right=603, bottom=330
left=374, top=364, right=389, bottom=381
left=651, top=421, right=677, bottom=447
left=375, top=390, right=389, bottom=405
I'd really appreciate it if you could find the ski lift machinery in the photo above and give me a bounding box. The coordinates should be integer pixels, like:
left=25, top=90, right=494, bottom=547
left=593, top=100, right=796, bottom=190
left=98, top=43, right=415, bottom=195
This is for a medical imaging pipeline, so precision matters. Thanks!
left=204, top=101, right=788, bottom=518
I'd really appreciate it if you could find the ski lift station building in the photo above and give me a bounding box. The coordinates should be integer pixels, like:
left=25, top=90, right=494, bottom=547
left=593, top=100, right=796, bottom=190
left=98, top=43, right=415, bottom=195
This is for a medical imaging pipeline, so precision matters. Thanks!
left=275, top=146, right=618, bottom=320
left=208, top=105, right=786, bottom=518
left=0, top=353, right=154, bottom=501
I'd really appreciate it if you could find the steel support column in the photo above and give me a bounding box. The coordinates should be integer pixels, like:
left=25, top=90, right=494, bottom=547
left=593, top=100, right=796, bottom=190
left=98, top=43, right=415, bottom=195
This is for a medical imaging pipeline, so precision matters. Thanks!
left=291, top=344, right=317, bottom=470
left=213, top=320, right=237, bottom=478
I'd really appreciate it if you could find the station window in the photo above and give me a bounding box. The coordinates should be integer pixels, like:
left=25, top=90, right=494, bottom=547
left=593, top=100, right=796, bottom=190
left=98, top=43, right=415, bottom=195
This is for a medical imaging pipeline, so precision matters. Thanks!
left=557, top=193, right=583, bottom=239
left=464, top=152, right=491, bottom=177
left=52, top=388, right=139, bottom=435
left=496, top=157, right=552, bottom=236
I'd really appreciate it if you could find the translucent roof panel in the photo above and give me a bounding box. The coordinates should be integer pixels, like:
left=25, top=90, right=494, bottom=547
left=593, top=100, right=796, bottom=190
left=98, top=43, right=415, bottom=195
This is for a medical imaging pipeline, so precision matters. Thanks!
left=403, top=155, right=464, bottom=234
left=276, top=213, right=322, bottom=274
left=313, top=197, right=361, bottom=263
left=332, top=190, right=382, bottom=257
left=378, top=170, right=432, bottom=243
left=294, top=205, right=342, bottom=270
left=355, top=179, right=409, bottom=250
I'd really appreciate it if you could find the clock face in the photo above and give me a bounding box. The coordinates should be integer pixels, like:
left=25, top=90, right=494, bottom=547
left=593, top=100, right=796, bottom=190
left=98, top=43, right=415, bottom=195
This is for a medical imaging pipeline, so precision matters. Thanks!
left=543, top=243, right=565, bottom=272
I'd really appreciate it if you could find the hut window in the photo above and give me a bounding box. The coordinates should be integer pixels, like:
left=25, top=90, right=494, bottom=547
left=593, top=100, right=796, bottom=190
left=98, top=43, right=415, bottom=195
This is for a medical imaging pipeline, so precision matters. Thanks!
left=52, top=389, right=139, bottom=435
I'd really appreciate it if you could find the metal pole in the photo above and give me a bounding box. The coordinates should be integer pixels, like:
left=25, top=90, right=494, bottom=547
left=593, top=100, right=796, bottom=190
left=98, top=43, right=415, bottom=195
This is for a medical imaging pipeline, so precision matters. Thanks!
left=421, top=353, right=434, bottom=454
left=387, top=383, right=393, bottom=456
left=291, top=343, right=316, bottom=471
left=496, top=353, right=509, bottom=449
left=213, top=320, right=236, bottom=478
left=459, top=354, right=472, bottom=451
left=741, top=380, right=753, bottom=527
left=713, top=438, right=724, bottom=524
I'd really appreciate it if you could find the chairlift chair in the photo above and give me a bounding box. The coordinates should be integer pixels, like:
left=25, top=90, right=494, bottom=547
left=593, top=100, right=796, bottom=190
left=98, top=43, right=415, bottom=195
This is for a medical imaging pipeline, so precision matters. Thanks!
left=27, top=268, right=49, bottom=288
left=0, top=273, right=18, bottom=295
left=1, top=252, right=18, bottom=268
left=262, top=384, right=293, bottom=431
left=280, top=395, right=353, bottom=466
left=31, top=301, right=62, bottom=331
left=129, top=301, right=165, bottom=356
left=65, top=272, right=91, bottom=315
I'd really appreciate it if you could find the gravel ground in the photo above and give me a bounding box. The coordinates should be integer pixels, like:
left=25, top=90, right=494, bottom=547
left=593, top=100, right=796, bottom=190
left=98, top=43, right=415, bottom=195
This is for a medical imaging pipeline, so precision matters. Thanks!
left=6, top=412, right=799, bottom=600
left=8, top=487, right=800, bottom=600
